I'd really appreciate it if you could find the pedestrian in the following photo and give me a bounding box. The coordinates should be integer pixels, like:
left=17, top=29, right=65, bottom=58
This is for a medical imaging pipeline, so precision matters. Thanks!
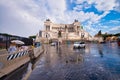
left=8, top=42, right=17, bottom=53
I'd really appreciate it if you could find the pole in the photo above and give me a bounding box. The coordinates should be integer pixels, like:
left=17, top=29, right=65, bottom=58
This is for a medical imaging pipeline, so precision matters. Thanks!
left=5, top=36, right=8, bottom=50
left=58, top=38, right=59, bottom=53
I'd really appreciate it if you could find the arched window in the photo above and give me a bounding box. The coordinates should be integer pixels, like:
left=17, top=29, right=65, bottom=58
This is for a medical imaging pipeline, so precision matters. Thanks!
left=46, top=26, right=50, bottom=31
left=77, top=26, right=80, bottom=30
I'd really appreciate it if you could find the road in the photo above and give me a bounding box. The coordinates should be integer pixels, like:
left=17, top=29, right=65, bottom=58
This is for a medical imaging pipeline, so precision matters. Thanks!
left=28, top=42, right=120, bottom=80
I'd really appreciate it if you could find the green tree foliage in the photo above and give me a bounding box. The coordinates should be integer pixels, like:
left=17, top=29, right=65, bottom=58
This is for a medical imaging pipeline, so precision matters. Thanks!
left=114, top=33, right=120, bottom=36
left=0, top=33, right=13, bottom=37
left=29, top=35, right=36, bottom=39
left=102, top=33, right=120, bottom=40
left=81, top=26, right=83, bottom=29
left=98, top=30, right=102, bottom=35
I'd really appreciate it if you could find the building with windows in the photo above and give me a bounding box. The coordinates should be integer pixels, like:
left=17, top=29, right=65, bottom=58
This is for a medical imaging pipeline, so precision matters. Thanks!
left=36, top=19, right=93, bottom=43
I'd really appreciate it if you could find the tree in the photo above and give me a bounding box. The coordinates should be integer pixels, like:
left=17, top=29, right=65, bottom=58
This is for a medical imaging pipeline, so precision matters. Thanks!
left=102, top=34, right=108, bottom=40
left=29, top=35, right=36, bottom=39
left=81, top=26, right=83, bottom=29
left=114, top=33, right=120, bottom=36
left=98, top=30, right=102, bottom=36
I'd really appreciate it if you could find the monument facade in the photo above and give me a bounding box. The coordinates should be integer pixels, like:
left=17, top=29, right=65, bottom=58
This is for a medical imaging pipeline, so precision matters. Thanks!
left=36, top=19, right=93, bottom=43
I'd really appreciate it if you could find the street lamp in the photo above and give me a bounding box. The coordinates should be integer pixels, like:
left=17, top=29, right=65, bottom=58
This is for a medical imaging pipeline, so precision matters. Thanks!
left=65, top=25, right=68, bottom=41
left=45, top=32, right=50, bottom=43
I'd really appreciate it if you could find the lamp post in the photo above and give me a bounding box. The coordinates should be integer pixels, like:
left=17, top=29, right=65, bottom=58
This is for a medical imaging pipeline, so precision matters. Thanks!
left=45, top=32, right=50, bottom=44
left=57, top=27, right=62, bottom=53
left=65, top=25, right=68, bottom=43
left=5, top=36, right=8, bottom=49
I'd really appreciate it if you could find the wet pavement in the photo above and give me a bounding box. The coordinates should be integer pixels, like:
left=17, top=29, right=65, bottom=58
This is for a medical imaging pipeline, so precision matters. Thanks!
left=28, top=42, right=120, bottom=80
left=1, top=62, right=30, bottom=80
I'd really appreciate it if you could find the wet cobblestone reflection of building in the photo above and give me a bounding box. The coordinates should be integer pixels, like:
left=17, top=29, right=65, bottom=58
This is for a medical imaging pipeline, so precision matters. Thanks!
left=28, top=42, right=120, bottom=80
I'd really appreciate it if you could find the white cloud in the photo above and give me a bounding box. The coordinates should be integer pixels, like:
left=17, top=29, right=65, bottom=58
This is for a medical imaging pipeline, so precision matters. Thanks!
left=114, top=0, right=120, bottom=12
left=73, top=2, right=91, bottom=11
left=109, top=26, right=120, bottom=31
left=73, top=5, right=83, bottom=11
left=75, top=0, right=85, bottom=4
left=75, top=0, right=118, bottom=12
left=0, top=0, right=67, bottom=37
left=107, top=26, right=120, bottom=34
left=94, top=0, right=116, bottom=12
left=47, top=0, right=66, bottom=13
left=0, top=0, right=119, bottom=37
left=0, top=0, right=43, bottom=37
left=84, top=25, right=97, bottom=36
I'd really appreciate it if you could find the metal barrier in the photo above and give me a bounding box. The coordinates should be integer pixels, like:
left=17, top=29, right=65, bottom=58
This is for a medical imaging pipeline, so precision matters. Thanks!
left=0, top=50, right=30, bottom=78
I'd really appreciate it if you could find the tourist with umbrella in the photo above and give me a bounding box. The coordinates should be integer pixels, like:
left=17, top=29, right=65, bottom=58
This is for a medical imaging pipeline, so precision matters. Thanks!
left=8, top=40, right=24, bottom=53
left=11, top=40, right=24, bottom=45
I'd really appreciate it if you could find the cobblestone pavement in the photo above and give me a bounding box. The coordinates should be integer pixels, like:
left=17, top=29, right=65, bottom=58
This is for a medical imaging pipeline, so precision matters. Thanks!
left=28, top=42, right=120, bottom=80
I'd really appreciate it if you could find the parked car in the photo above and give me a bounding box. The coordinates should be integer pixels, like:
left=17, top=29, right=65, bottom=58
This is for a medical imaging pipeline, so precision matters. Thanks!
left=73, top=42, right=85, bottom=49
left=51, top=42, right=57, bottom=46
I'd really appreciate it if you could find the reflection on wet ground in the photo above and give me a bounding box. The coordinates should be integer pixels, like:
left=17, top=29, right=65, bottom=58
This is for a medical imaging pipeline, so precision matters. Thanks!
left=1, top=62, right=29, bottom=80
left=28, top=42, right=120, bottom=80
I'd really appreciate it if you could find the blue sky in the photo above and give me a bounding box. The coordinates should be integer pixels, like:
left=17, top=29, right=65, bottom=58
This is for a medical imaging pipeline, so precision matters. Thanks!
left=0, top=0, right=120, bottom=37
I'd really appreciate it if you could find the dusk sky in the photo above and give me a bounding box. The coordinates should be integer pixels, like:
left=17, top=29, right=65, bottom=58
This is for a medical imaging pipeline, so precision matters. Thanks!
left=0, top=0, right=120, bottom=37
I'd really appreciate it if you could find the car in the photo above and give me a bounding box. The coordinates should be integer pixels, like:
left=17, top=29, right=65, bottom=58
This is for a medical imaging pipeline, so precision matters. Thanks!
left=73, top=42, right=85, bottom=49
left=51, top=42, right=57, bottom=46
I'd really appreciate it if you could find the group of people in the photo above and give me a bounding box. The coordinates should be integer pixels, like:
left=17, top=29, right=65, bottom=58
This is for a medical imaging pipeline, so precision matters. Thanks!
left=8, top=42, right=29, bottom=54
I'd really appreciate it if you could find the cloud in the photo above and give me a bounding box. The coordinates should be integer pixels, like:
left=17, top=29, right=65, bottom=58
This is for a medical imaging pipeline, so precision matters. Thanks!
left=74, top=0, right=118, bottom=12
left=73, top=2, right=91, bottom=11
left=94, top=0, right=116, bottom=12
left=0, top=0, right=119, bottom=37
left=70, top=0, right=119, bottom=36
left=108, top=26, right=120, bottom=34
left=0, top=0, right=43, bottom=37
left=114, top=0, right=120, bottom=12
left=109, top=26, right=120, bottom=31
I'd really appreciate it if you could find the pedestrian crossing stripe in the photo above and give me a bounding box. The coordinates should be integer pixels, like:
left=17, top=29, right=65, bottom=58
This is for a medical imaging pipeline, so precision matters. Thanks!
left=7, top=50, right=29, bottom=60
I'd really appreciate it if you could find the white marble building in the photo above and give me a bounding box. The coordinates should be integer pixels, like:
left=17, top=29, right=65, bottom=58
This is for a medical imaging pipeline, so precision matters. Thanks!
left=36, top=19, right=93, bottom=43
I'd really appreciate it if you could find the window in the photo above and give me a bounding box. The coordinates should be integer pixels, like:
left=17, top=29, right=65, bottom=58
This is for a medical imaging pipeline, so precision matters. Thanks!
left=46, top=26, right=50, bottom=31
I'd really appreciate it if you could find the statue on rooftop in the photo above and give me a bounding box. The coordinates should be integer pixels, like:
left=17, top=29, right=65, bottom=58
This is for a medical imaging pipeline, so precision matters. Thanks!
left=46, top=19, right=50, bottom=21
left=74, top=19, right=78, bottom=22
